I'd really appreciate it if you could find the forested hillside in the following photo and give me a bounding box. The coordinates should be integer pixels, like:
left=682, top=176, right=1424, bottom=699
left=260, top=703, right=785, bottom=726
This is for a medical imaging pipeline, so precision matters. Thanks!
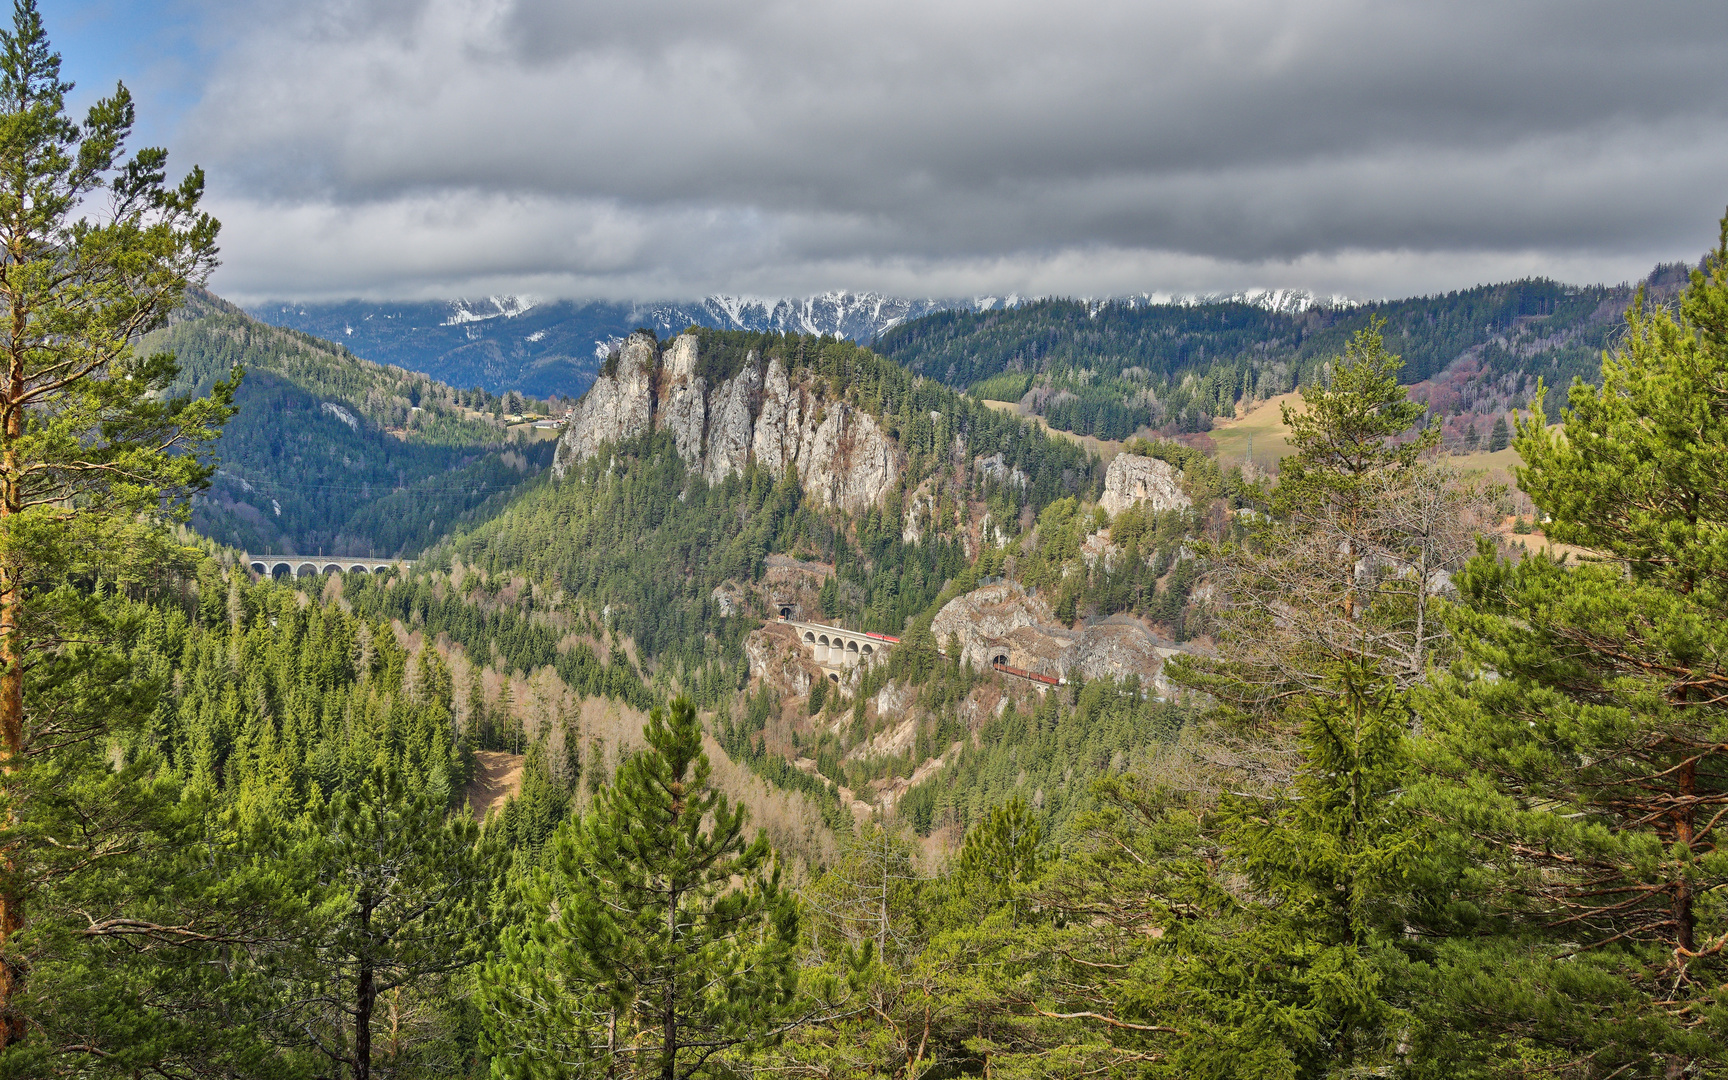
left=874, top=266, right=1695, bottom=439
left=148, top=292, right=552, bottom=557
left=357, top=327, right=1101, bottom=696
left=39, top=258, right=1722, bottom=1076
left=14, top=4, right=1728, bottom=1076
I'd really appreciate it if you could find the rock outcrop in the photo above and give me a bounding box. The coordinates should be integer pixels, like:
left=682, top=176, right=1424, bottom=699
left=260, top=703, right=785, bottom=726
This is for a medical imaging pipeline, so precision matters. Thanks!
left=931, top=579, right=1179, bottom=688
left=656, top=334, right=706, bottom=463
left=751, top=356, right=802, bottom=478
left=1099, top=454, right=1191, bottom=516
left=553, top=332, right=900, bottom=512
left=556, top=332, right=655, bottom=467
left=794, top=402, right=898, bottom=512
left=703, top=363, right=760, bottom=484
left=932, top=581, right=1074, bottom=676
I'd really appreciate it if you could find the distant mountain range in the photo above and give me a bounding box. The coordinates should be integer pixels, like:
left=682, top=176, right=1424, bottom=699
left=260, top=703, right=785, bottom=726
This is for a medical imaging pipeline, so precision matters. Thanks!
left=246, top=288, right=1356, bottom=400
left=247, top=292, right=992, bottom=399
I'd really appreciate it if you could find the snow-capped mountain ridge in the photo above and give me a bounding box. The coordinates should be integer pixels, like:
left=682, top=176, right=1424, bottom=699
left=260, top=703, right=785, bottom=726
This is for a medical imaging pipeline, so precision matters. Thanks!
left=441, top=295, right=538, bottom=326
left=249, top=288, right=1360, bottom=401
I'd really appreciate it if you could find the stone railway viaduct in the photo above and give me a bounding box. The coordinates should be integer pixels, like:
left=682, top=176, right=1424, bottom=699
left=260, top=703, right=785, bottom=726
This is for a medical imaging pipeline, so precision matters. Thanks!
left=246, top=555, right=412, bottom=579
left=777, top=617, right=894, bottom=679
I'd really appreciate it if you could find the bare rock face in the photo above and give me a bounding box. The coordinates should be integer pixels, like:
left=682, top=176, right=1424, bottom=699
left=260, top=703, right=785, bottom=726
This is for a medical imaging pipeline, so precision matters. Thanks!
left=932, top=579, right=1176, bottom=686
left=902, top=477, right=937, bottom=544
left=555, top=334, right=900, bottom=510
left=703, top=360, right=761, bottom=484
left=656, top=333, right=706, bottom=464
left=552, top=331, right=656, bottom=477
left=1069, top=617, right=1166, bottom=683
left=873, top=679, right=911, bottom=721
left=932, top=580, right=1072, bottom=677
left=1099, top=454, right=1191, bottom=516
left=796, top=402, right=899, bottom=513
left=751, top=356, right=801, bottom=479
left=1080, top=531, right=1122, bottom=572
left=747, top=355, right=899, bottom=512
left=974, top=452, right=1028, bottom=489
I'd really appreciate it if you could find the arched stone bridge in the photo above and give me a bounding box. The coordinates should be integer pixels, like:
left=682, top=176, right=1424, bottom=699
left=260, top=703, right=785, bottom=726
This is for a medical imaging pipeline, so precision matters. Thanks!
left=246, top=555, right=413, bottom=579
left=778, top=618, right=894, bottom=677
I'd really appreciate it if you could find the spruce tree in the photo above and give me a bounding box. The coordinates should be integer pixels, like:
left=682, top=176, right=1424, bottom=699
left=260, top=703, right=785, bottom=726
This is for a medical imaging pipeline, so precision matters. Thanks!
left=0, top=0, right=232, bottom=1042
left=951, top=797, right=1041, bottom=926
left=1158, top=321, right=1467, bottom=1075
left=281, top=767, right=501, bottom=1080
left=480, top=696, right=799, bottom=1079
left=1486, top=414, right=1510, bottom=452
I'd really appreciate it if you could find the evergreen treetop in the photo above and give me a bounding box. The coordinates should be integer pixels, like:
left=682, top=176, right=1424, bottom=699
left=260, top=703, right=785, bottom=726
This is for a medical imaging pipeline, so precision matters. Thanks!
left=482, top=696, right=800, bottom=1080
left=1518, top=215, right=1728, bottom=602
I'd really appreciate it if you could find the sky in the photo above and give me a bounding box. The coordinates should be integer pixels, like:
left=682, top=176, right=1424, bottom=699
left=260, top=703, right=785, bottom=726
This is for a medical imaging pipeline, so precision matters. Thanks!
left=45, top=0, right=1728, bottom=305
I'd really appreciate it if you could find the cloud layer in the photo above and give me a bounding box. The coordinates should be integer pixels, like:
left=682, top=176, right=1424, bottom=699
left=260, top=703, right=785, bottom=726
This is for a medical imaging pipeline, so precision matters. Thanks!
left=172, top=0, right=1728, bottom=301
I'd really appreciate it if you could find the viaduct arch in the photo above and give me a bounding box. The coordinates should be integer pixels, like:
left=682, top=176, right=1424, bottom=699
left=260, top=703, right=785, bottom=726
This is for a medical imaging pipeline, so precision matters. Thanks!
left=779, top=618, right=892, bottom=674
left=245, top=555, right=412, bottom=579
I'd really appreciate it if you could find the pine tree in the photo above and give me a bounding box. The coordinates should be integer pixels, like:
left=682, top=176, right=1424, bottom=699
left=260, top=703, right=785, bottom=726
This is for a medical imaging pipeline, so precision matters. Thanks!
left=481, top=696, right=799, bottom=1079
left=0, top=0, right=232, bottom=1042
left=1153, top=321, right=1469, bottom=1074
left=1273, top=318, right=1438, bottom=534
left=1411, top=214, right=1728, bottom=1073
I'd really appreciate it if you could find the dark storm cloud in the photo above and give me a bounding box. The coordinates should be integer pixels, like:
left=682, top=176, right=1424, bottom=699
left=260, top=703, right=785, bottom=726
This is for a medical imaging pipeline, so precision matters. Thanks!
left=179, top=0, right=1728, bottom=301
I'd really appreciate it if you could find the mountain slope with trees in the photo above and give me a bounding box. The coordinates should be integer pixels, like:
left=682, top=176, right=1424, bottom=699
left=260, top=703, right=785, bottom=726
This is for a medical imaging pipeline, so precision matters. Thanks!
left=7, top=6, right=1727, bottom=1075
left=147, top=292, right=553, bottom=557
left=874, top=267, right=1695, bottom=441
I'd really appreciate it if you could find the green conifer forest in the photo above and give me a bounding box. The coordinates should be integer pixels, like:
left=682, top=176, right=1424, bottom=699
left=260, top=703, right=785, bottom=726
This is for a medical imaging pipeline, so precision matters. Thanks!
left=2, top=5, right=1725, bottom=1077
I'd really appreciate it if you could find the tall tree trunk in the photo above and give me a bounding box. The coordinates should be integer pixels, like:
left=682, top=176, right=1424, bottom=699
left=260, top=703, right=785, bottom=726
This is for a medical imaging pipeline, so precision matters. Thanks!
left=355, top=954, right=374, bottom=1080
left=1674, top=759, right=1696, bottom=954
left=662, top=893, right=678, bottom=1080
left=0, top=297, right=26, bottom=1047
left=355, top=893, right=375, bottom=1080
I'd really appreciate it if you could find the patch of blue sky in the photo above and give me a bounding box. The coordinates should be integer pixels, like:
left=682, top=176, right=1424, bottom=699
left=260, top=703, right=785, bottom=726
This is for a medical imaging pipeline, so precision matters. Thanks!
left=43, top=0, right=214, bottom=148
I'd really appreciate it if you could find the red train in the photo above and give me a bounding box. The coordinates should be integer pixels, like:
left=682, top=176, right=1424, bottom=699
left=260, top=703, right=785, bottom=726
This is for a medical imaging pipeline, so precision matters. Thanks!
left=865, top=631, right=900, bottom=644
left=991, top=660, right=1062, bottom=686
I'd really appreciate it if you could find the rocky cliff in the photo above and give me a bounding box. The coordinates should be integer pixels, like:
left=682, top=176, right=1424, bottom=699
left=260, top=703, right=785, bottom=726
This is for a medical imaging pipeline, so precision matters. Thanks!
left=552, top=331, right=901, bottom=513
left=1099, top=453, right=1191, bottom=516
left=931, top=579, right=1179, bottom=689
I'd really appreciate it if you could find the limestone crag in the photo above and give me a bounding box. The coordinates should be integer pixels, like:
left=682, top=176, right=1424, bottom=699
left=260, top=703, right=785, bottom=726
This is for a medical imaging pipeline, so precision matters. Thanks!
left=1080, top=530, right=1121, bottom=573
left=901, top=478, right=938, bottom=544
left=1099, top=454, right=1191, bottom=516
left=974, top=452, right=1028, bottom=489
left=703, top=363, right=760, bottom=484
left=932, top=581, right=1073, bottom=676
left=554, top=332, right=655, bottom=468
left=656, top=334, right=706, bottom=463
left=931, top=579, right=1180, bottom=687
left=751, top=356, right=802, bottom=478
left=1067, top=616, right=1171, bottom=683
left=555, top=333, right=899, bottom=514
left=794, top=402, right=898, bottom=512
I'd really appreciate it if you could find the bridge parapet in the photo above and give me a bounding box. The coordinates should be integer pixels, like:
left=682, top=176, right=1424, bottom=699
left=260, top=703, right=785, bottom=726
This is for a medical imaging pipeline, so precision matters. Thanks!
left=246, top=555, right=414, bottom=579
